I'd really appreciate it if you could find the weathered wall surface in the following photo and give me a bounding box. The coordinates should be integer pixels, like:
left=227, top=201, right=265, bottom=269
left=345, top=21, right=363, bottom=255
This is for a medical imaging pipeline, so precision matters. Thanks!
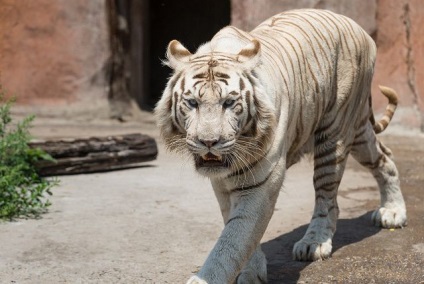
left=231, top=0, right=377, bottom=35
left=231, top=0, right=424, bottom=131
left=0, top=0, right=422, bottom=130
left=0, top=0, right=109, bottom=106
left=373, top=0, right=423, bottom=130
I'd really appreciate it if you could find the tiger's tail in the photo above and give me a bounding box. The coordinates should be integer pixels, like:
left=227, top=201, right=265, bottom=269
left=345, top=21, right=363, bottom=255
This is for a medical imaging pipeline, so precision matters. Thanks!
left=370, top=85, right=398, bottom=134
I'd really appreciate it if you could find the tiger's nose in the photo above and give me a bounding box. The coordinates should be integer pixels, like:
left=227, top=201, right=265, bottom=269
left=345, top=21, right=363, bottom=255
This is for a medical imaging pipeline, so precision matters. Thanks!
left=199, top=138, right=219, bottom=149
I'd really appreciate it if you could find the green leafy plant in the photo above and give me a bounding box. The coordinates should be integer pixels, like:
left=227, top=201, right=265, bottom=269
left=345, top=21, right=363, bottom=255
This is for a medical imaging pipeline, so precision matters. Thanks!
left=0, top=90, right=58, bottom=220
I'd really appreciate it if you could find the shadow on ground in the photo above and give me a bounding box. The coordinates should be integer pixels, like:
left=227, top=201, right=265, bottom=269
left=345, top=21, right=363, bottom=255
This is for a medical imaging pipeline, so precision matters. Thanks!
left=262, top=211, right=381, bottom=283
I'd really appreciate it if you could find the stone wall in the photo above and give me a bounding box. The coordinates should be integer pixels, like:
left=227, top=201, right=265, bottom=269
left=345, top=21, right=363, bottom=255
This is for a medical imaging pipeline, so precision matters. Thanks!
left=373, top=0, right=423, bottom=130
left=231, top=0, right=424, bottom=131
left=231, top=0, right=377, bottom=35
left=0, top=0, right=109, bottom=107
left=0, top=0, right=422, bottom=130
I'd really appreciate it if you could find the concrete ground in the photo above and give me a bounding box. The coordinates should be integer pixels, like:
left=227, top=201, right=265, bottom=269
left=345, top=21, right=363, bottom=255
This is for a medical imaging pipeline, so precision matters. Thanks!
left=0, top=111, right=423, bottom=283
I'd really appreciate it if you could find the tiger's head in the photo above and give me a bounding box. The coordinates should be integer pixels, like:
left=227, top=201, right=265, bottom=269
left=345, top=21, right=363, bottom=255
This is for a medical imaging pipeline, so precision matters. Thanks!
left=155, top=39, right=276, bottom=178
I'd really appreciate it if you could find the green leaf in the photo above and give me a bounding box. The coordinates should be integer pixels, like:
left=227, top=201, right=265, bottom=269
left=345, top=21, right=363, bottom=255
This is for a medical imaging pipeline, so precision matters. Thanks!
left=0, top=90, right=58, bottom=220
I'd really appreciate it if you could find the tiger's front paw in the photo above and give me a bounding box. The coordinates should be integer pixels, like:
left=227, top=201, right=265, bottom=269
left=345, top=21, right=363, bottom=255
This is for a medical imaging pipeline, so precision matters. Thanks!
left=372, top=206, right=407, bottom=228
left=292, top=237, right=332, bottom=261
left=186, top=275, right=208, bottom=284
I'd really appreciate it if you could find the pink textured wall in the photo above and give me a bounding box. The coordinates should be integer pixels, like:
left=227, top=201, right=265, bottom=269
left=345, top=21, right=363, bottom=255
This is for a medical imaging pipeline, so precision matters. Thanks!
left=373, top=0, right=424, bottom=129
left=0, top=0, right=422, bottom=129
left=231, top=0, right=377, bottom=35
left=0, top=0, right=109, bottom=105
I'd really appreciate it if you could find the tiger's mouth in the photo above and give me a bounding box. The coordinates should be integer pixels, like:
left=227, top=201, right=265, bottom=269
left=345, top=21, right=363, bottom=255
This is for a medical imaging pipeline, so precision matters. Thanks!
left=195, top=153, right=229, bottom=168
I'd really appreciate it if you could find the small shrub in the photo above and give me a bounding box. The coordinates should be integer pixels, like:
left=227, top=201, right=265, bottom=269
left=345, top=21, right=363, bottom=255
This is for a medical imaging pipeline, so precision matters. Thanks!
left=0, top=89, right=58, bottom=220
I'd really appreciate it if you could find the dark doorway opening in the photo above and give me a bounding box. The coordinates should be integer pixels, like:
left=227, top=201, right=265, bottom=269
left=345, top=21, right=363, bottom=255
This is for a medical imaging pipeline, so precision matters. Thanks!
left=139, top=0, right=231, bottom=110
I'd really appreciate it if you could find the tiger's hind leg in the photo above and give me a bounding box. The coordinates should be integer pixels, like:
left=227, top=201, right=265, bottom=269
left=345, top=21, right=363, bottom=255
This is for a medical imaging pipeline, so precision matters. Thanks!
left=293, top=133, right=351, bottom=261
left=350, top=123, right=407, bottom=228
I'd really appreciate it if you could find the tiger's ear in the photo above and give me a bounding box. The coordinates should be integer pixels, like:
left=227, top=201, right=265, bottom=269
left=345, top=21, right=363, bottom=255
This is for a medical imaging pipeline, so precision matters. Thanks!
left=166, top=40, right=192, bottom=69
left=237, top=39, right=261, bottom=69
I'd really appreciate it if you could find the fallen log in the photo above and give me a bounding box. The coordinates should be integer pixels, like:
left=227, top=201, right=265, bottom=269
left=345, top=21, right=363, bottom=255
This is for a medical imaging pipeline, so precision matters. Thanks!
left=30, top=133, right=158, bottom=176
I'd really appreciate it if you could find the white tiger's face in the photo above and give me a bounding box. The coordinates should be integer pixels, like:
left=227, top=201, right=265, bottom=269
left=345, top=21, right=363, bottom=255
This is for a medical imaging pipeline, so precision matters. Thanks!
left=155, top=40, right=276, bottom=178
left=172, top=65, right=256, bottom=177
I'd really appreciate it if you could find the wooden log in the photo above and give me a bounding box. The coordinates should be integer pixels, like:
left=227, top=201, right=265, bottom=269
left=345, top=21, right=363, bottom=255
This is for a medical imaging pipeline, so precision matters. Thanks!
left=30, top=133, right=158, bottom=176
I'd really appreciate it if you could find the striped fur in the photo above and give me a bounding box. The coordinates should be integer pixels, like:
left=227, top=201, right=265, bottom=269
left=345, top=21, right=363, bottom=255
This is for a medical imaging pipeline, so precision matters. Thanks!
left=372, top=86, right=398, bottom=133
left=155, top=9, right=407, bottom=284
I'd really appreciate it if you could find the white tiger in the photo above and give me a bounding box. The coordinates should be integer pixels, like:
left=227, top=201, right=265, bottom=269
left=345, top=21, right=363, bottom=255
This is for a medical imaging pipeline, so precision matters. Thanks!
left=155, top=9, right=407, bottom=284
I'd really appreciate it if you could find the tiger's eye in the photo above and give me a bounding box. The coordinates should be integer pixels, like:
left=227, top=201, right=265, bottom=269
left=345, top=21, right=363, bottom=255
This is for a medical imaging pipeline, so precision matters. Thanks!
left=223, top=99, right=236, bottom=108
left=187, top=99, right=198, bottom=108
